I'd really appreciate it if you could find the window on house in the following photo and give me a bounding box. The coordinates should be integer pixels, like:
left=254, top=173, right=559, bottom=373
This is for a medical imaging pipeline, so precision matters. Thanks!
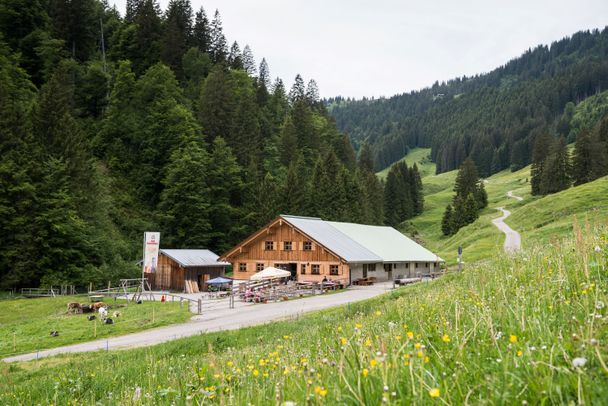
left=363, top=264, right=368, bottom=272
left=265, top=241, right=274, bottom=251
left=426, top=262, right=429, bottom=268
left=301, top=264, right=306, bottom=274
left=303, top=241, right=312, bottom=251
left=330, top=265, right=339, bottom=275
left=312, top=264, right=320, bottom=275
left=283, top=241, right=292, bottom=251
left=239, top=263, right=247, bottom=272
left=256, top=263, right=264, bottom=272
left=415, top=262, right=418, bottom=268
left=369, top=263, right=376, bottom=272
left=405, top=263, right=409, bottom=268
left=383, top=263, right=391, bottom=272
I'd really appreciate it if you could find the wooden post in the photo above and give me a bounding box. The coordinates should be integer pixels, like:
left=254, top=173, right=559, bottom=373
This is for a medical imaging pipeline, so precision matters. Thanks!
left=89, top=282, right=93, bottom=293
left=13, top=332, right=16, bottom=352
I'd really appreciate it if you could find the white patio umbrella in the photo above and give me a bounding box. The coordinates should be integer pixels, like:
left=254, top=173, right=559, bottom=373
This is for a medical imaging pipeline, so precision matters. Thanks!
left=250, top=266, right=291, bottom=281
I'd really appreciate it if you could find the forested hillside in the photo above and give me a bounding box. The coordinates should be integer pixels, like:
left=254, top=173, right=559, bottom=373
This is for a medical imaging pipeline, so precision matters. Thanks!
left=0, top=0, right=384, bottom=289
left=329, top=27, right=608, bottom=175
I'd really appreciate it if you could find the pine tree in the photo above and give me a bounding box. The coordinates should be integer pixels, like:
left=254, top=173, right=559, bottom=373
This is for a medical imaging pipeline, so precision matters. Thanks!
left=358, top=143, right=375, bottom=173
left=206, top=137, right=245, bottom=253
left=383, top=167, right=401, bottom=227
left=228, top=41, right=243, bottom=69
left=209, top=9, right=227, bottom=63
left=282, top=154, right=309, bottom=215
left=289, top=74, right=306, bottom=103
left=474, top=181, right=488, bottom=209
left=258, top=58, right=271, bottom=89
left=441, top=205, right=454, bottom=236
left=198, top=65, right=236, bottom=141
left=530, top=132, right=552, bottom=195
left=192, top=6, right=210, bottom=52
left=160, top=0, right=193, bottom=76
left=242, top=45, right=256, bottom=75
left=572, top=129, right=593, bottom=186
left=410, top=163, right=424, bottom=215
left=158, top=140, right=211, bottom=247
left=305, top=79, right=320, bottom=105
left=453, top=158, right=480, bottom=200
left=540, top=137, right=571, bottom=195
left=279, top=116, right=298, bottom=166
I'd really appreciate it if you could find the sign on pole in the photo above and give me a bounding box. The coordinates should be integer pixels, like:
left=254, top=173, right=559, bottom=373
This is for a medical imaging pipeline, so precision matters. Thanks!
left=142, top=232, right=160, bottom=289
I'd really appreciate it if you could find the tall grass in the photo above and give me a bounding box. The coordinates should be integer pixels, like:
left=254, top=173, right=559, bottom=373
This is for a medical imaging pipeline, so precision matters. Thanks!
left=1, top=223, right=607, bottom=404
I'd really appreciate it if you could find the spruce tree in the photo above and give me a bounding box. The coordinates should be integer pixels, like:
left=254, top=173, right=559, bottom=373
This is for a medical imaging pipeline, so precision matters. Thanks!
left=209, top=9, right=227, bottom=63
left=158, top=140, right=211, bottom=248
left=192, top=6, right=210, bottom=52
left=228, top=41, right=243, bottom=69
left=572, top=129, right=593, bottom=186
left=358, top=142, right=375, bottom=173
left=410, top=163, right=424, bottom=215
left=441, top=205, right=454, bottom=236
left=540, top=137, right=571, bottom=195
left=160, top=0, right=193, bottom=77
left=530, top=132, right=552, bottom=195
left=289, top=74, right=306, bottom=103
left=242, top=45, right=256, bottom=75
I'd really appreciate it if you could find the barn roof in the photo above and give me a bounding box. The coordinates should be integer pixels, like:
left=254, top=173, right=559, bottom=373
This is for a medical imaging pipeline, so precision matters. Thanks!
left=160, top=249, right=230, bottom=268
left=281, top=215, right=443, bottom=263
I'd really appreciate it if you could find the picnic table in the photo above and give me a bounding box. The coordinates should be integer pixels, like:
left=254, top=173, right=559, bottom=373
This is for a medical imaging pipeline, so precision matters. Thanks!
left=353, top=277, right=374, bottom=286
left=89, top=295, right=104, bottom=302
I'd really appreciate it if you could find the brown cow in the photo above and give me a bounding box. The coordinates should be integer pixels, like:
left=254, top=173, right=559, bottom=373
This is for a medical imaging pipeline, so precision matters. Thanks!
left=91, top=302, right=107, bottom=311
left=67, top=302, right=82, bottom=314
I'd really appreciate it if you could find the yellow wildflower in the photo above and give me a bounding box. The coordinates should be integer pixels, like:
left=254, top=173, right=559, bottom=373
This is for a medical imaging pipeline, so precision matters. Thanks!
left=424, top=356, right=430, bottom=363
left=355, top=323, right=362, bottom=329
left=362, top=368, right=369, bottom=378
left=517, top=350, right=523, bottom=357
left=429, top=388, right=440, bottom=398
left=365, top=338, right=372, bottom=347
left=340, top=337, right=348, bottom=346
left=375, top=310, right=382, bottom=316
left=370, top=359, right=378, bottom=368
left=314, top=386, right=328, bottom=397
left=509, top=335, right=518, bottom=344
left=226, top=361, right=233, bottom=367
left=442, top=334, right=450, bottom=343
left=252, top=370, right=259, bottom=377
left=414, top=342, right=422, bottom=349
left=407, top=332, right=414, bottom=339
left=395, top=335, right=402, bottom=341
left=417, top=351, right=424, bottom=358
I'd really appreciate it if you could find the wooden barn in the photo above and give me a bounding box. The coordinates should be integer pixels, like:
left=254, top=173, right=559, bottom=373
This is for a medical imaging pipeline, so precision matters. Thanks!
left=221, top=215, right=443, bottom=285
left=147, top=249, right=229, bottom=293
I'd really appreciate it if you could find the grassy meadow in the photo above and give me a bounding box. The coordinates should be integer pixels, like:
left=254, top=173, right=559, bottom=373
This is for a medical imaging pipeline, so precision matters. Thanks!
left=0, top=296, right=191, bottom=358
left=1, top=224, right=606, bottom=404
left=393, top=149, right=608, bottom=266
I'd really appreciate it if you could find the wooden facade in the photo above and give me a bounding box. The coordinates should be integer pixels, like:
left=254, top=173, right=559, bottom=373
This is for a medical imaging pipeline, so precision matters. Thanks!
left=148, top=252, right=226, bottom=292
left=222, top=217, right=351, bottom=284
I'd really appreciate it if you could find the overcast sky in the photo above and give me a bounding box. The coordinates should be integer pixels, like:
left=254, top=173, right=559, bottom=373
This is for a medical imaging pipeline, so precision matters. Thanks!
left=110, top=0, right=608, bottom=99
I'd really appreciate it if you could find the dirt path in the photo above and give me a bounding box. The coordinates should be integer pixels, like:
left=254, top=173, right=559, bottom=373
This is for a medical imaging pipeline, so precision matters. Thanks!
left=2, top=284, right=393, bottom=363
left=506, top=190, right=524, bottom=201
left=491, top=190, right=523, bottom=253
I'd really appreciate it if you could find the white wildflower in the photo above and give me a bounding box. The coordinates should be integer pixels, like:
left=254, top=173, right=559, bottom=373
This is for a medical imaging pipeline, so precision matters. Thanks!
left=596, top=301, right=605, bottom=310
left=594, top=246, right=601, bottom=252
left=572, top=357, right=587, bottom=368
left=133, top=387, right=142, bottom=401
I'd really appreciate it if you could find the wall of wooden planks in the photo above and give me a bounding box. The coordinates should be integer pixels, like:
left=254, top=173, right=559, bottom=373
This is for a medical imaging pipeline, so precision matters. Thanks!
left=152, top=253, right=225, bottom=292
left=224, top=219, right=350, bottom=284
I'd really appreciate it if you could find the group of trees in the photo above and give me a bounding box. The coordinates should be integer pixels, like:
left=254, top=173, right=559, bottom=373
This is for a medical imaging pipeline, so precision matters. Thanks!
left=531, top=114, right=608, bottom=195
left=383, top=161, right=423, bottom=227
left=441, top=159, right=488, bottom=236
left=0, top=0, right=405, bottom=289
left=329, top=28, right=608, bottom=176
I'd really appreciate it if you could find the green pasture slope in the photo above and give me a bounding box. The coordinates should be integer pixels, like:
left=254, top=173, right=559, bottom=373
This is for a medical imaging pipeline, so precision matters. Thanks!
left=1, top=226, right=606, bottom=404
left=0, top=296, right=191, bottom=358
left=390, top=149, right=608, bottom=266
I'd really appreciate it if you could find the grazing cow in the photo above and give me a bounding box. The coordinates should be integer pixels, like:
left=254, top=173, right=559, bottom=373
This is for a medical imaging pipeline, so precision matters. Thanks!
left=80, top=304, right=93, bottom=313
left=98, top=307, right=108, bottom=320
left=67, top=302, right=82, bottom=314
left=104, top=318, right=113, bottom=325
left=87, top=315, right=96, bottom=321
left=112, top=311, right=121, bottom=318
left=91, top=302, right=106, bottom=311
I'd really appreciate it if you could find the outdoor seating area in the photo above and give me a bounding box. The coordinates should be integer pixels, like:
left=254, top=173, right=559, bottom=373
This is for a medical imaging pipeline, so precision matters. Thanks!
left=238, top=277, right=345, bottom=304
left=352, top=277, right=377, bottom=286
